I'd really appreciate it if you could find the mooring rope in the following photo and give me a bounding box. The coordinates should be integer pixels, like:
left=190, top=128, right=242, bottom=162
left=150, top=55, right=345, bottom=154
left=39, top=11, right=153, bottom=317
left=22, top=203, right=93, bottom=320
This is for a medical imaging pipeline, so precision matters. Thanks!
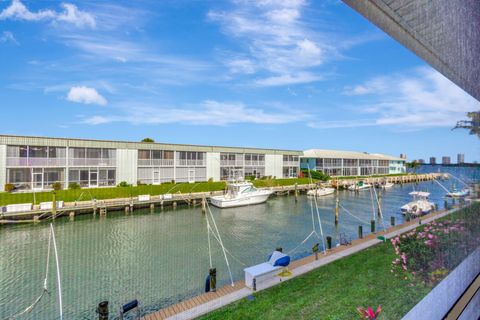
left=50, top=224, right=63, bottom=320
left=447, top=173, right=470, bottom=187
left=2, top=227, right=53, bottom=320
left=338, top=202, right=370, bottom=225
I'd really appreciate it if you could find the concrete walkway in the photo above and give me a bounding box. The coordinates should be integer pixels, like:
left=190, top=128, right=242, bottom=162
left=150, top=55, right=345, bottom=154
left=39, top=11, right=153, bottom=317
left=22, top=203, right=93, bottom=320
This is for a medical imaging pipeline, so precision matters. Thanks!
left=143, top=207, right=461, bottom=320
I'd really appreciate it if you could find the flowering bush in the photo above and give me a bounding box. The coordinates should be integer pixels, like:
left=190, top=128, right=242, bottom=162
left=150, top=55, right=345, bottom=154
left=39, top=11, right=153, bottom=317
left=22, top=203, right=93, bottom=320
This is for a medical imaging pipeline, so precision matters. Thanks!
left=390, top=217, right=478, bottom=285
left=356, top=306, right=382, bottom=320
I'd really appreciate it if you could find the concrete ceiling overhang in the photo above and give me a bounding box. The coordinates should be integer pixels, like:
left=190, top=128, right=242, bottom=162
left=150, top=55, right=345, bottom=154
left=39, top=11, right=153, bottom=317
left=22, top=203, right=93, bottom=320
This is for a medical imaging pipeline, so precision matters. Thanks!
left=342, top=0, right=480, bottom=102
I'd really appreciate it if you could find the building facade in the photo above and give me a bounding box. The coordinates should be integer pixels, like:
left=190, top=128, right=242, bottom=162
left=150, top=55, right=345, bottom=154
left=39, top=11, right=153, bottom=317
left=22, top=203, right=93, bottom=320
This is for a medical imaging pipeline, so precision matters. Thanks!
left=300, top=149, right=406, bottom=177
left=442, top=156, right=451, bottom=165
left=430, top=157, right=436, bottom=165
left=457, top=153, right=465, bottom=164
left=0, top=135, right=300, bottom=191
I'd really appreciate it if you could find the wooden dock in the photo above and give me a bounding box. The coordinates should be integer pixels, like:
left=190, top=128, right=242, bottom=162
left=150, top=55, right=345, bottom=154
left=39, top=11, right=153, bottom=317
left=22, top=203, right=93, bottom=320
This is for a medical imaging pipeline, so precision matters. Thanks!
left=331, top=173, right=443, bottom=188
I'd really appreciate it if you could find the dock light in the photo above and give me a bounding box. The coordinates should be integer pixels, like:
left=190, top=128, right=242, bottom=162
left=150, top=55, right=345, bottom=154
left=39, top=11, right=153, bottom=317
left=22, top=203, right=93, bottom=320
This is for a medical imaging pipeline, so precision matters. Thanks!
left=96, top=301, right=109, bottom=320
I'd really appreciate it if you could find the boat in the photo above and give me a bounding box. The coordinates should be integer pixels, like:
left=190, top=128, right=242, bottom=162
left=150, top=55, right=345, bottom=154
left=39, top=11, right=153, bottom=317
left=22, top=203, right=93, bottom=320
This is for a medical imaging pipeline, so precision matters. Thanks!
left=348, top=181, right=372, bottom=191
left=307, top=187, right=335, bottom=197
left=209, top=181, right=274, bottom=208
left=446, top=188, right=470, bottom=198
left=382, top=182, right=394, bottom=189
left=401, top=191, right=435, bottom=216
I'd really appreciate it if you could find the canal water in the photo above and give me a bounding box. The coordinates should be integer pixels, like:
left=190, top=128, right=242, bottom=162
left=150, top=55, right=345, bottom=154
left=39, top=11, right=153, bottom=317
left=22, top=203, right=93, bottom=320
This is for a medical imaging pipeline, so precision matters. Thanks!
left=0, top=166, right=477, bottom=319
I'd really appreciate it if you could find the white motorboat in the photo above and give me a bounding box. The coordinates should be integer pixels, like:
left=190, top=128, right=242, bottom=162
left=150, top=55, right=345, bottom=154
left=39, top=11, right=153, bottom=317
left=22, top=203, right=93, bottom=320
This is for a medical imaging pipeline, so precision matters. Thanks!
left=348, top=181, right=372, bottom=191
left=401, top=191, right=435, bottom=216
left=382, top=182, right=394, bottom=189
left=446, top=188, right=470, bottom=198
left=307, top=187, right=335, bottom=197
left=209, top=182, right=273, bottom=208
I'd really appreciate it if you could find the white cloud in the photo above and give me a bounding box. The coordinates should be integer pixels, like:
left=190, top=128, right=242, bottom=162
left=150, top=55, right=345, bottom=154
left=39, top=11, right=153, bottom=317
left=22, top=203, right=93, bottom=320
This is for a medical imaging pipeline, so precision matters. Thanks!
left=0, top=31, right=18, bottom=44
left=341, top=67, right=480, bottom=129
left=67, top=86, right=107, bottom=106
left=208, top=0, right=328, bottom=86
left=55, top=3, right=96, bottom=28
left=82, top=100, right=306, bottom=126
left=0, top=0, right=95, bottom=28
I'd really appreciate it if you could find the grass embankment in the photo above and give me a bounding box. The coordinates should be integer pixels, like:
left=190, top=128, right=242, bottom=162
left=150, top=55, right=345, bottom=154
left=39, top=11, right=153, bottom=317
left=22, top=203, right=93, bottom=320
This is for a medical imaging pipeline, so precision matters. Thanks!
left=0, top=178, right=313, bottom=206
left=199, top=242, right=430, bottom=320
left=200, top=203, right=480, bottom=320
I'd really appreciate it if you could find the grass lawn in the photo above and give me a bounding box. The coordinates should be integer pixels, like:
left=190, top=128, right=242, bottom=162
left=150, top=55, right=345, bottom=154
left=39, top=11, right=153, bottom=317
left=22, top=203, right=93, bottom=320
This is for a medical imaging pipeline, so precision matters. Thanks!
left=0, top=178, right=313, bottom=206
left=199, top=242, right=431, bottom=320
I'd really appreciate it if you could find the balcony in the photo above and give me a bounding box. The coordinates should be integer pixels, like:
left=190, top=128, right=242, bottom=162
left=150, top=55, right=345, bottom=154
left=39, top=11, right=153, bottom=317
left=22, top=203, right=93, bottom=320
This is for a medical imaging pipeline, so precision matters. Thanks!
left=244, top=160, right=265, bottom=167
left=282, top=161, right=299, bottom=167
left=138, top=159, right=175, bottom=166
left=68, top=158, right=117, bottom=167
left=221, top=160, right=244, bottom=166
left=6, top=157, right=67, bottom=167
left=176, top=159, right=206, bottom=166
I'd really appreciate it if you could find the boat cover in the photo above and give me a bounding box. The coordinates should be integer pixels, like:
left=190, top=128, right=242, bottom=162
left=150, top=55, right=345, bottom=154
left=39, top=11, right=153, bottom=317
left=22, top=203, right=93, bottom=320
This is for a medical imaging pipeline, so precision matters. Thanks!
left=267, top=251, right=290, bottom=267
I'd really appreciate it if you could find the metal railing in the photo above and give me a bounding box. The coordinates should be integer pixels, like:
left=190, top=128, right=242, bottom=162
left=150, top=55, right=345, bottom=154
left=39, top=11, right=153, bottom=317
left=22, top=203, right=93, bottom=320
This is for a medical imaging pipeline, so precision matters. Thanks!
left=244, top=160, right=265, bottom=166
left=220, top=160, right=244, bottom=166
left=6, top=157, right=67, bottom=167
left=137, top=159, right=175, bottom=166
left=282, top=161, right=299, bottom=167
left=176, top=159, right=206, bottom=166
left=68, top=158, right=117, bottom=166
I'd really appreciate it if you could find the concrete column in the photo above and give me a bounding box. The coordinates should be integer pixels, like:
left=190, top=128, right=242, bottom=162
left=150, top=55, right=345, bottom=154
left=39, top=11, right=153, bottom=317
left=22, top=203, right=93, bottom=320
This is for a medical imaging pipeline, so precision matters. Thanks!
left=0, top=145, right=6, bottom=190
left=116, top=149, right=138, bottom=185
left=206, top=152, right=220, bottom=181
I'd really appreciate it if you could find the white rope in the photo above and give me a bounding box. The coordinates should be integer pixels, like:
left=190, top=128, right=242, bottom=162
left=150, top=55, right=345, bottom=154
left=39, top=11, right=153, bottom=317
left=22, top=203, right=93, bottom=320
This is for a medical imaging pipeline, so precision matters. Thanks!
left=50, top=224, right=63, bottom=320
left=447, top=173, right=470, bottom=187
left=286, top=230, right=317, bottom=255
left=338, top=202, right=370, bottom=225
left=205, top=201, right=235, bottom=286
left=2, top=228, right=53, bottom=320
left=308, top=169, right=327, bottom=255
left=207, top=224, right=247, bottom=267
left=369, top=186, right=376, bottom=221
left=372, top=186, right=387, bottom=234
left=432, top=177, right=452, bottom=194
left=206, top=210, right=213, bottom=269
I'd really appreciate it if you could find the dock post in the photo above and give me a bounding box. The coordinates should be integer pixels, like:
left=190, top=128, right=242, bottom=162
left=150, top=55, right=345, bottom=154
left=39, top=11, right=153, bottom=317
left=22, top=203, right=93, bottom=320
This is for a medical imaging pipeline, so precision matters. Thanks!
left=93, top=199, right=97, bottom=216
left=97, top=301, right=109, bottom=320
left=201, top=198, right=206, bottom=214
left=33, top=215, right=40, bottom=223
left=160, top=200, right=164, bottom=210
left=125, top=206, right=129, bottom=214
left=358, top=225, right=363, bottom=239
left=209, top=268, right=217, bottom=292
left=69, top=211, right=75, bottom=221
left=312, top=243, right=319, bottom=260
left=444, top=199, right=449, bottom=210
left=390, top=216, right=395, bottom=226
left=334, top=196, right=339, bottom=225
left=52, top=191, right=57, bottom=220
left=173, top=201, right=177, bottom=209
left=326, top=236, right=332, bottom=250
left=370, top=220, right=375, bottom=233
left=377, top=193, right=382, bottom=217
left=129, top=198, right=134, bottom=213
left=294, top=183, right=298, bottom=202
left=192, top=199, right=196, bottom=206
left=150, top=203, right=155, bottom=212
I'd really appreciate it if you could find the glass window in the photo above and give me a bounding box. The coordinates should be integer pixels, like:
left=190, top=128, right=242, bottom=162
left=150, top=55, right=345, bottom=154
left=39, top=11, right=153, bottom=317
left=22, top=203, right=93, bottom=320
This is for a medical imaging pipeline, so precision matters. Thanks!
left=8, top=168, right=31, bottom=183
left=69, top=170, right=79, bottom=181
left=72, top=148, right=86, bottom=159
left=87, top=148, right=101, bottom=159
left=108, top=170, right=116, bottom=180
left=246, top=154, right=252, bottom=161
left=80, top=170, right=89, bottom=181
left=152, top=150, right=162, bottom=159
left=138, top=150, right=151, bottom=160
left=197, top=152, right=204, bottom=160
left=29, top=146, right=48, bottom=158
left=259, top=154, right=265, bottom=161
left=164, top=151, right=174, bottom=159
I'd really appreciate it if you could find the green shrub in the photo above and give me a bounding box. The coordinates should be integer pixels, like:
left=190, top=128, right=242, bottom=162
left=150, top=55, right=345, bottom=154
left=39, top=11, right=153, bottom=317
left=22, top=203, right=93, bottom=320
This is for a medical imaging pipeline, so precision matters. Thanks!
left=301, top=169, right=330, bottom=181
left=208, top=177, right=214, bottom=183
left=68, top=182, right=81, bottom=190
left=245, top=175, right=255, bottom=181
left=4, top=183, right=15, bottom=193
left=51, top=182, right=62, bottom=191
left=117, top=181, right=131, bottom=187
left=171, top=179, right=176, bottom=184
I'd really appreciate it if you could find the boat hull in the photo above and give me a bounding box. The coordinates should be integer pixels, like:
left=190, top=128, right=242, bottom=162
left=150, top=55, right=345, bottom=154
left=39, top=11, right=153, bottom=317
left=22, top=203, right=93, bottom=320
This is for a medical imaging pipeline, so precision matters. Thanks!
left=307, top=188, right=335, bottom=197
left=209, top=192, right=273, bottom=208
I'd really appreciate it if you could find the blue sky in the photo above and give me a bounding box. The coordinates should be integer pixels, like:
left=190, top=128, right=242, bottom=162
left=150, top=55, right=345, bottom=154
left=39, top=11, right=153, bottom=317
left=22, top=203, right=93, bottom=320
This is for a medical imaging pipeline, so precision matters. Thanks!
left=0, top=0, right=479, bottom=162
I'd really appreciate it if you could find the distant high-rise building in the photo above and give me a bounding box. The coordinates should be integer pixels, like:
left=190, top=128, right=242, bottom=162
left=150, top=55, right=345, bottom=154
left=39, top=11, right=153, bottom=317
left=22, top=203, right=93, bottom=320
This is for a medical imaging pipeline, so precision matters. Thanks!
left=418, top=159, right=425, bottom=164
left=429, top=157, right=436, bottom=165
left=442, top=156, right=451, bottom=165
left=457, top=153, right=465, bottom=164
left=400, top=153, right=407, bottom=159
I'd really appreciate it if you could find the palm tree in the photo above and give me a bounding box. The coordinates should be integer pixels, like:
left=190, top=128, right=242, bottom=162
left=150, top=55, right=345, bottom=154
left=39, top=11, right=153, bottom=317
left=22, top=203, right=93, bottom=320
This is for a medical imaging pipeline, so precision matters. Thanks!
left=406, top=160, right=420, bottom=174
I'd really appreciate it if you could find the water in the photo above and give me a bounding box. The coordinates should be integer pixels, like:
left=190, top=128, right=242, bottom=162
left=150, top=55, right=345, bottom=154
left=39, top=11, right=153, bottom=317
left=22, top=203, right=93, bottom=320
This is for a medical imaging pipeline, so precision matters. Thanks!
left=0, top=166, right=477, bottom=319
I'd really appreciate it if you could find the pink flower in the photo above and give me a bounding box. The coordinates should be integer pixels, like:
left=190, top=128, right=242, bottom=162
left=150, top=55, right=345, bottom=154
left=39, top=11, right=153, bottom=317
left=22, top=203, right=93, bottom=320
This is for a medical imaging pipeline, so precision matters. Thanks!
left=428, top=234, right=434, bottom=239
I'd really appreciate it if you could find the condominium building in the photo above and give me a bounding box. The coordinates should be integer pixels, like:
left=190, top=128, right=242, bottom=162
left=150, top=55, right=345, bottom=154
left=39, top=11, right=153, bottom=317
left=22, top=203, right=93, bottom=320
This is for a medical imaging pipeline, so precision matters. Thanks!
left=457, top=153, right=465, bottom=164
left=0, top=135, right=300, bottom=191
left=430, top=157, right=436, bottom=165
left=300, top=149, right=406, bottom=177
left=442, top=156, right=451, bottom=165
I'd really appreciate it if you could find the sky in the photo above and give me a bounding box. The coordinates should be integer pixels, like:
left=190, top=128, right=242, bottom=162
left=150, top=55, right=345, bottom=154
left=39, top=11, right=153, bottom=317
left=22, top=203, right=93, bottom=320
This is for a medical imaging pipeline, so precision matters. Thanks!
left=0, top=0, right=479, bottom=162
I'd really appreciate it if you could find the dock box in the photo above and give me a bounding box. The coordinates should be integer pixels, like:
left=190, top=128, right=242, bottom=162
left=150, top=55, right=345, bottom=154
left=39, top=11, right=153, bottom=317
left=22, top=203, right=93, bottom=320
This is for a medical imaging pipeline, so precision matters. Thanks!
left=6, top=203, right=33, bottom=213
left=39, top=201, right=64, bottom=210
left=138, top=195, right=150, bottom=202
left=244, top=263, right=281, bottom=288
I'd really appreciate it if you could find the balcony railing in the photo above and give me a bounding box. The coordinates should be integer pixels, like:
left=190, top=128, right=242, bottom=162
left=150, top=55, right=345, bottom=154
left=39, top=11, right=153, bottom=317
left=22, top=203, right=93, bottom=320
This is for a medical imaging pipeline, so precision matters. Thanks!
left=68, top=158, right=117, bottom=166
left=6, top=157, right=67, bottom=167
left=282, top=161, right=299, bottom=167
left=176, top=159, right=206, bottom=166
left=220, top=160, right=244, bottom=166
left=244, top=160, right=265, bottom=167
left=138, top=159, right=174, bottom=166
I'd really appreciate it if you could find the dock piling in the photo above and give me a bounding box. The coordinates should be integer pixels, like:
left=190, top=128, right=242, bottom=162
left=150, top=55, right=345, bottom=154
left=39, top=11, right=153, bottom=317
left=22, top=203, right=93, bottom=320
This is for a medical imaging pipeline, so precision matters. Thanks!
left=334, top=196, right=339, bottom=225
left=201, top=198, right=206, bottom=214
left=294, top=183, right=298, bottom=203
left=370, top=220, right=375, bottom=233
left=358, top=225, right=363, bottom=239
left=326, top=236, right=332, bottom=250
left=69, top=212, right=75, bottom=221
left=390, top=216, right=395, bottom=226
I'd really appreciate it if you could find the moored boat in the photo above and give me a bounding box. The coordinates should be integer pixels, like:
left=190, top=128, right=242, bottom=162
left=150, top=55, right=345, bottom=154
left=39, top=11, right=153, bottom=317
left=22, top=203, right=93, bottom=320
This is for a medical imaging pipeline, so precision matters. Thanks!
left=209, top=181, right=273, bottom=208
left=401, top=191, right=435, bottom=216
left=446, top=188, right=470, bottom=198
left=307, top=187, right=335, bottom=197
left=348, top=181, right=372, bottom=191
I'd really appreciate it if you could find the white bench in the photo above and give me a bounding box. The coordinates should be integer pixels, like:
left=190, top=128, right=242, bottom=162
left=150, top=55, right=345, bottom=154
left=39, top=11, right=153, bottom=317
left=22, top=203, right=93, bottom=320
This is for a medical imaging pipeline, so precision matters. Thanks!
left=39, top=201, right=64, bottom=210
left=6, top=203, right=33, bottom=213
left=138, top=195, right=150, bottom=202
left=244, top=262, right=281, bottom=288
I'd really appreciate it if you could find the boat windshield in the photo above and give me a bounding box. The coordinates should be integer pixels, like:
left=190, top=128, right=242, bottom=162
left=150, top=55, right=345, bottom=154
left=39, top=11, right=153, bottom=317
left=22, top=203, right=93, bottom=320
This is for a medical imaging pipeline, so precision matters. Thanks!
left=241, top=186, right=257, bottom=193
